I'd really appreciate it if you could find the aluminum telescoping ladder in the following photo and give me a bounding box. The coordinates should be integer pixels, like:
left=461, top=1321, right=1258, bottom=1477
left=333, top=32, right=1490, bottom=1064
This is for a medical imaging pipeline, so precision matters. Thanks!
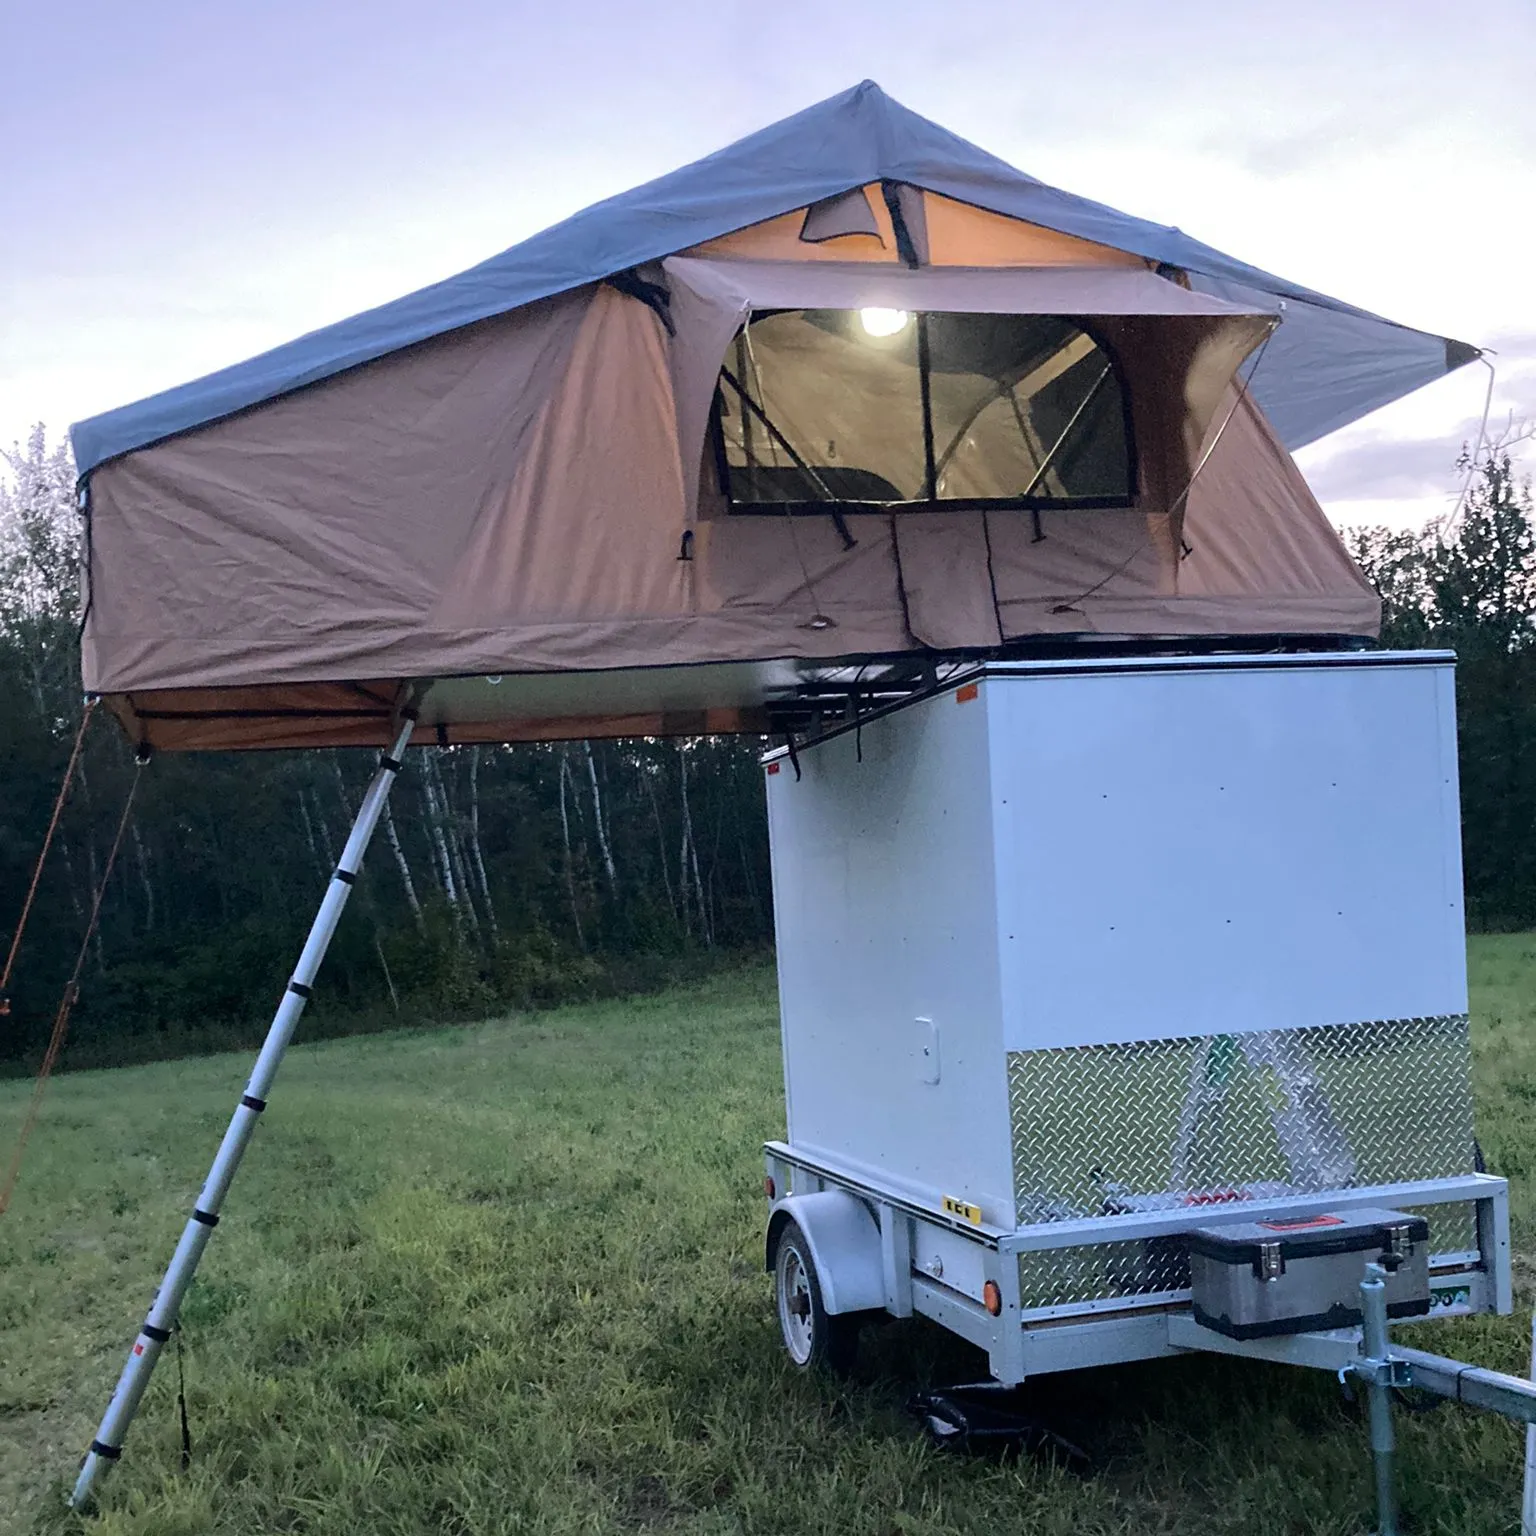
left=70, top=710, right=419, bottom=1509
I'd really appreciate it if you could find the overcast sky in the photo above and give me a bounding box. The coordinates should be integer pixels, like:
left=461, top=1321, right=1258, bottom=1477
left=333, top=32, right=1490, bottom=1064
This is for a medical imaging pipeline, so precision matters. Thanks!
left=2, top=0, right=1532, bottom=528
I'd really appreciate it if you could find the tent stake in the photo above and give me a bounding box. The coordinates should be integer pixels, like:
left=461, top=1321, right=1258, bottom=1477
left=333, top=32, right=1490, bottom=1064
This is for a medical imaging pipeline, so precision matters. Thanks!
left=69, top=711, right=418, bottom=1510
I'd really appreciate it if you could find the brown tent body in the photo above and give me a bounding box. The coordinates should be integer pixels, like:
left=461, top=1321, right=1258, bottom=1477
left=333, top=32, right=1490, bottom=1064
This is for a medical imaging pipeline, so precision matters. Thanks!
left=81, top=187, right=1379, bottom=752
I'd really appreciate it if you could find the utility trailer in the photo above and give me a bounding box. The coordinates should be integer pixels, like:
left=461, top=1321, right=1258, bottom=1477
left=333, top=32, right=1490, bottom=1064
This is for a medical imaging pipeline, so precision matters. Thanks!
left=59, top=82, right=1523, bottom=1530
left=761, top=651, right=1528, bottom=1531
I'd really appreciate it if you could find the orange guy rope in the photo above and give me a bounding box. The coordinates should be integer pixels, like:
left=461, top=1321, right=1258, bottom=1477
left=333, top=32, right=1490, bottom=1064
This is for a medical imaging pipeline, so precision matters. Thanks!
left=0, top=697, right=98, bottom=1012
left=0, top=755, right=140, bottom=1216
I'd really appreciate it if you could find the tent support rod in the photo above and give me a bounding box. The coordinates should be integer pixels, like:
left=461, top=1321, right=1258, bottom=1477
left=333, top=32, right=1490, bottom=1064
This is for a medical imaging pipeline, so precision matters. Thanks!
left=69, top=708, right=420, bottom=1510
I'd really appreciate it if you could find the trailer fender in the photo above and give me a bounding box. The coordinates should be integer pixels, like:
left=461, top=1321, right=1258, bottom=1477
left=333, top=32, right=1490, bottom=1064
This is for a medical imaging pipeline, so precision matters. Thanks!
left=766, top=1191, right=885, bottom=1315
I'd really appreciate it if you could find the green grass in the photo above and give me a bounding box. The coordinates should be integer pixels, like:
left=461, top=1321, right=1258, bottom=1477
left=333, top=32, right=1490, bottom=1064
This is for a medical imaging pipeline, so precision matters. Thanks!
left=4, top=942, right=1536, bottom=1535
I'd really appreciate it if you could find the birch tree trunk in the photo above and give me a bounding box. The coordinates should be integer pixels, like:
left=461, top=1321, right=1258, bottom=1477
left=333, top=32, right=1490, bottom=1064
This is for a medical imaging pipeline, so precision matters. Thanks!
left=325, top=754, right=403, bottom=1005
left=309, top=787, right=337, bottom=867
left=677, top=742, right=696, bottom=939
left=690, top=805, right=711, bottom=948
left=381, top=798, right=425, bottom=932
left=467, top=746, right=498, bottom=933
left=420, top=773, right=466, bottom=933
left=374, top=934, right=401, bottom=1009
left=59, top=838, right=86, bottom=925
left=298, top=790, right=324, bottom=873
left=584, top=740, right=618, bottom=895
left=430, top=752, right=481, bottom=938
left=131, top=820, right=155, bottom=933
left=558, top=750, right=586, bottom=951
left=641, top=761, right=677, bottom=918
left=735, top=814, right=764, bottom=931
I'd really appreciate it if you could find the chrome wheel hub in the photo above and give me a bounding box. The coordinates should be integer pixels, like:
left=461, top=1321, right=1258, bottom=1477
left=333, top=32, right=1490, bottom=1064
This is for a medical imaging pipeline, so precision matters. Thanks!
left=777, top=1242, right=815, bottom=1365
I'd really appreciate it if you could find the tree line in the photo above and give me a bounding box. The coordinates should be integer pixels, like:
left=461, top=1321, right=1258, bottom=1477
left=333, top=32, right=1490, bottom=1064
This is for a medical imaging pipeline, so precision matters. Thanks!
left=1347, top=432, right=1536, bottom=930
left=2, top=425, right=1534, bottom=1071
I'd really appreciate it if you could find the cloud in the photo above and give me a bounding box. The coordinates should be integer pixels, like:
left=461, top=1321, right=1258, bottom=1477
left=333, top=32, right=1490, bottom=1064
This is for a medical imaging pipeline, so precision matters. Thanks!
left=1198, top=85, right=1439, bottom=181
left=1486, top=331, right=1536, bottom=379
left=1305, top=435, right=1469, bottom=503
left=1304, top=395, right=1536, bottom=505
left=1216, top=115, right=1385, bottom=179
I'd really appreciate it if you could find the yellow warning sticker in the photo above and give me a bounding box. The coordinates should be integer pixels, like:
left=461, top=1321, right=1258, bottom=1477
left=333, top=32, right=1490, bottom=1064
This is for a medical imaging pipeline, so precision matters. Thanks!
left=942, top=1195, right=982, bottom=1226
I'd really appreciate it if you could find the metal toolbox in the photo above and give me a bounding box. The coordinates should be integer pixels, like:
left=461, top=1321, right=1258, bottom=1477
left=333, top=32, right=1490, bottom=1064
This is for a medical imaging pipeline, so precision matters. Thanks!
left=1188, top=1207, right=1430, bottom=1340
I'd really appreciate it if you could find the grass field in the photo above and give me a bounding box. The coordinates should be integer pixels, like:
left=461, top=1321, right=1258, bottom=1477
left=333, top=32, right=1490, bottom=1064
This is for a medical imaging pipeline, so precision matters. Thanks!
left=4, top=940, right=1536, bottom=1535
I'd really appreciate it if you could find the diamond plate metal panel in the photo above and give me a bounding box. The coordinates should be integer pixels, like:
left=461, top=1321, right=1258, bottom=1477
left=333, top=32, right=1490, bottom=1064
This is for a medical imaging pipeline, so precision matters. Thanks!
left=1008, top=1017, right=1477, bottom=1309
left=1403, top=1202, right=1480, bottom=1263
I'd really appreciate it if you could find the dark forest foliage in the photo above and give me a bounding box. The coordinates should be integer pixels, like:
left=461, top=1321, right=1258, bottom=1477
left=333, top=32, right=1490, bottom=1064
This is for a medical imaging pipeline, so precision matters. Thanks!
left=2, top=426, right=1533, bottom=1070
left=1348, top=440, right=1536, bottom=930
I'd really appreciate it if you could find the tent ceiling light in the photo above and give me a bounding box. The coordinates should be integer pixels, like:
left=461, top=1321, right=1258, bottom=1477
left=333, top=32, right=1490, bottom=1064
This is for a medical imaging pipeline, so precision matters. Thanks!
left=858, top=307, right=910, bottom=338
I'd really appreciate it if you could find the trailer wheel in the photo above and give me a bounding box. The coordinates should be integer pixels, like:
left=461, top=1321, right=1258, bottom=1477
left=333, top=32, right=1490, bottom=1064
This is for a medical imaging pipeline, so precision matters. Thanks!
left=773, top=1219, right=858, bottom=1374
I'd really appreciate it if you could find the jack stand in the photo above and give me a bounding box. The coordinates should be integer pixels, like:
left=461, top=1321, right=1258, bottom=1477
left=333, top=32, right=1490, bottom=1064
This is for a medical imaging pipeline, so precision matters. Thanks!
left=1346, top=1263, right=1408, bottom=1536
left=1524, top=1310, right=1536, bottom=1534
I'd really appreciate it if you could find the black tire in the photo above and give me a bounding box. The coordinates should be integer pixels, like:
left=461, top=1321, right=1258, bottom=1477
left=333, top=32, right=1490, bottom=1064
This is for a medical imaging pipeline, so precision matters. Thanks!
left=773, top=1219, right=860, bottom=1374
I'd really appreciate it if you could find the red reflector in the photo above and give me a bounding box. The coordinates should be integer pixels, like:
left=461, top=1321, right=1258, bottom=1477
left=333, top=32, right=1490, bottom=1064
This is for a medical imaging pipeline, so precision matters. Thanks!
left=764, top=1175, right=776, bottom=1199
left=955, top=683, right=979, bottom=704
left=983, top=1280, right=1002, bottom=1317
left=766, top=762, right=781, bottom=775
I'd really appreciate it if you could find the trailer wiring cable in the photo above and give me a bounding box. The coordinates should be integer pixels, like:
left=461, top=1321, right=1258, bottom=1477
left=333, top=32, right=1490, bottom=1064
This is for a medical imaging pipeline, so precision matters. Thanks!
left=0, top=750, right=143, bottom=1217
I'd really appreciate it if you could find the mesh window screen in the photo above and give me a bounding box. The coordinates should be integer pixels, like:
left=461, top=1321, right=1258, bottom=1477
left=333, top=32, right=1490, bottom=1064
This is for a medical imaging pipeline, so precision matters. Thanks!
left=716, top=310, right=1132, bottom=510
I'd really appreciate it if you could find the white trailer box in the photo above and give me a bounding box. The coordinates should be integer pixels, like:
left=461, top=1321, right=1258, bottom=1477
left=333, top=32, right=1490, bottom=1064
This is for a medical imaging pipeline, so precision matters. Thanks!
left=766, top=653, right=1485, bottom=1330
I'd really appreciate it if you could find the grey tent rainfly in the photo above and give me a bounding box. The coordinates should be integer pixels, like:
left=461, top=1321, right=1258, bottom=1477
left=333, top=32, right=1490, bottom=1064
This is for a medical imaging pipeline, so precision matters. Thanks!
left=74, top=79, right=1479, bottom=755
left=66, top=81, right=1478, bottom=1506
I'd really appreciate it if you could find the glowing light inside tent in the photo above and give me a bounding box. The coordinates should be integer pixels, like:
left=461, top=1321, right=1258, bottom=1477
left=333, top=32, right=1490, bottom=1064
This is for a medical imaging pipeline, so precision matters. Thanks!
left=858, top=307, right=910, bottom=338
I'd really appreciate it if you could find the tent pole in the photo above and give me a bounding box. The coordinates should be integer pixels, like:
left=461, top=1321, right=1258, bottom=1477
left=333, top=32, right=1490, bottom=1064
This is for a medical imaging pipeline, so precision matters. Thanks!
left=69, top=710, right=419, bottom=1510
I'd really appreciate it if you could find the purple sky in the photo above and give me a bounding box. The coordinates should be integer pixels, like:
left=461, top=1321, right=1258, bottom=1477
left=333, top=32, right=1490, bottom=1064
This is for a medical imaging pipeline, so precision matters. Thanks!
left=3, top=0, right=1532, bottom=526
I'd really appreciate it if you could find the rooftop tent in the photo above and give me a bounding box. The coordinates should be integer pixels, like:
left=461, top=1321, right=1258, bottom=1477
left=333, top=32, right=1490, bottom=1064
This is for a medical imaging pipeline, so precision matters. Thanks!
left=71, top=83, right=1473, bottom=753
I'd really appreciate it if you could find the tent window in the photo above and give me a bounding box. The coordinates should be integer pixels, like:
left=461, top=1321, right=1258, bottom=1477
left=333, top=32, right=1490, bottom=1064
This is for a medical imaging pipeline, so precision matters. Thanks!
left=713, top=310, right=1134, bottom=513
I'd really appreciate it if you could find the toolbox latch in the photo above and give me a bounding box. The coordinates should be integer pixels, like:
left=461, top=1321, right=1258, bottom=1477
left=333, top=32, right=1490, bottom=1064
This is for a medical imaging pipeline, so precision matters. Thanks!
left=1254, top=1241, right=1285, bottom=1283
left=1380, top=1222, right=1414, bottom=1272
